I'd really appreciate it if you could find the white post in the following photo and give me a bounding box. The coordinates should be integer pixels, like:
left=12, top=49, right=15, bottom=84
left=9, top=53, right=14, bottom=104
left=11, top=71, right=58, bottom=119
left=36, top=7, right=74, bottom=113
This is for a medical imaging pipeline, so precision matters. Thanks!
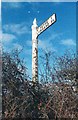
left=31, top=14, right=56, bottom=83
left=32, top=18, right=38, bottom=83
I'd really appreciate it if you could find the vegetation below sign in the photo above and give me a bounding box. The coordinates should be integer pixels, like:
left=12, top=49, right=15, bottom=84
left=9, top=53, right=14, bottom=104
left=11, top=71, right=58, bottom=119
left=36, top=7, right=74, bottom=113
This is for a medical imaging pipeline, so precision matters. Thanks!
left=2, top=49, right=78, bottom=119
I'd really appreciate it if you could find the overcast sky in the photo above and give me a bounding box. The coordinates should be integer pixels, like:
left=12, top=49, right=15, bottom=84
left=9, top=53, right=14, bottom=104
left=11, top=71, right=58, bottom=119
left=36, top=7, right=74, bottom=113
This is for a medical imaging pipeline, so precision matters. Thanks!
left=2, top=2, right=76, bottom=77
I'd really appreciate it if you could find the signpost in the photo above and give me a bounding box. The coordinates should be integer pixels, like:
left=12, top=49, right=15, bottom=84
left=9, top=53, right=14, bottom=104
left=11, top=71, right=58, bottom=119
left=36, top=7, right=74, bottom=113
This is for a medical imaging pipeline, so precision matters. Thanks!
left=32, top=13, right=56, bottom=83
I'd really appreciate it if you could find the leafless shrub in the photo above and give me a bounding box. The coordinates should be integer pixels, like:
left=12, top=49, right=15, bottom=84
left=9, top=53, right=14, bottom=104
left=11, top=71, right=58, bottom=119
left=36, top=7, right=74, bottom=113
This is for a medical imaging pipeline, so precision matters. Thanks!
left=2, top=49, right=78, bottom=119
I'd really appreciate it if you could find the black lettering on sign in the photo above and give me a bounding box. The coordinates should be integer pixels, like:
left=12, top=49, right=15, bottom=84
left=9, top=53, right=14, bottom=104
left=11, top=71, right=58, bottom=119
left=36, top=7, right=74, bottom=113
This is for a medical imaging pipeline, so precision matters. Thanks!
left=51, top=16, right=55, bottom=23
left=43, top=23, right=46, bottom=29
left=51, top=19, right=54, bottom=23
left=45, top=21, right=49, bottom=27
left=42, top=25, right=44, bottom=30
left=40, top=26, right=43, bottom=32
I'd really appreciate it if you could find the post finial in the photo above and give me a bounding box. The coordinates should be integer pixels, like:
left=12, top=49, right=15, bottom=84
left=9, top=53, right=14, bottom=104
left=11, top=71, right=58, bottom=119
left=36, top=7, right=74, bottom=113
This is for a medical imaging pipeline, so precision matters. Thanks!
left=33, top=18, right=38, bottom=27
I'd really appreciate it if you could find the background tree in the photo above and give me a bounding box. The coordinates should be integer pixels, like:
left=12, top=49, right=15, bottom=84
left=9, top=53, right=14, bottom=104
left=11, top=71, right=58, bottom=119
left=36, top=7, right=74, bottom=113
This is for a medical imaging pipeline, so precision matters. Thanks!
left=39, top=49, right=78, bottom=118
left=2, top=49, right=78, bottom=119
left=2, top=50, right=31, bottom=118
left=2, top=50, right=50, bottom=119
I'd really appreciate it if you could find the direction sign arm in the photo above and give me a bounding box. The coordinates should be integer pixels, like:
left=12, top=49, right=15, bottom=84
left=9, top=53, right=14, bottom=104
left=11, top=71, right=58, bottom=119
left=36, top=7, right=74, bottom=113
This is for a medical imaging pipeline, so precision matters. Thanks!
left=37, top=13, right=57, bottom=36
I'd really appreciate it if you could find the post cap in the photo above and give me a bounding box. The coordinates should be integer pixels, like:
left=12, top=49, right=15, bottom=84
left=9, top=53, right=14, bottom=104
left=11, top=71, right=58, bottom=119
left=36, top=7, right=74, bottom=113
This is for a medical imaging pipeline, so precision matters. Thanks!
left=33, top=18, right=38, bottom=27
